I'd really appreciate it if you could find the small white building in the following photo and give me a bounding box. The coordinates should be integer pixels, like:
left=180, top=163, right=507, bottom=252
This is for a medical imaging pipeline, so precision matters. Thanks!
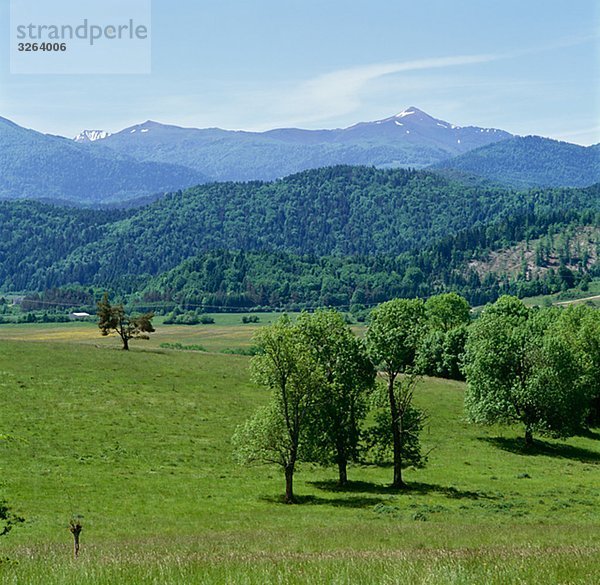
left=69, top=312, right=91, bottom=320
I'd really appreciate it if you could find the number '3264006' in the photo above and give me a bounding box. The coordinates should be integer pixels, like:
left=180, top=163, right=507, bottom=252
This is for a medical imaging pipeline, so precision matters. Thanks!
left=18, top=42, right=67, bottom=52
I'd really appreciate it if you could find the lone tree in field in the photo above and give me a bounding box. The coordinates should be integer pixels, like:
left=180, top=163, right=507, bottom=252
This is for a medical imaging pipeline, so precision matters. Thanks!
left=366, top=298, right=427, bottom=488
left=464, top=296, right=589, bottom=446
left=232, top=316, right=322, bottom=504
left=97, top=292, right=155, bottom=350
left=296, top=310, right=375, bottom=486
left=69, top=516, right=83, bottom=559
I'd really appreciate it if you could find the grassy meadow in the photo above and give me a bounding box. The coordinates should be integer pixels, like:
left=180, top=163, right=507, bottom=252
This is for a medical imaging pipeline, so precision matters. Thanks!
left=0, top=313, right=284, bottom=352
left=521, top=278, right=600, bottom=309
left=0, top=319, right=599, bottom=583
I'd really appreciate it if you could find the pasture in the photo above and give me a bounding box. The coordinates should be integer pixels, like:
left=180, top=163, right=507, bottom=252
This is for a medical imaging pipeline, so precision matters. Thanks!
left=0, top=320, right=598, bottom=583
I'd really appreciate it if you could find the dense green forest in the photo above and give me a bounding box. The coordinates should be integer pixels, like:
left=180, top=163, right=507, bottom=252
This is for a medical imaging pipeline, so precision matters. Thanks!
left=136, top=207, right=598, bottom=312
left=0, top=200, right=129, bottom=291
left=139, top=224, right=598, bottom=313
left=0, top=167, right=598, bottom=309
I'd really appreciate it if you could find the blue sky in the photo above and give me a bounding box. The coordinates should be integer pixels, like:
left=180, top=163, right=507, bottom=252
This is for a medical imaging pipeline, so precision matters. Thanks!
left=1, top=0, right=598, bottom=144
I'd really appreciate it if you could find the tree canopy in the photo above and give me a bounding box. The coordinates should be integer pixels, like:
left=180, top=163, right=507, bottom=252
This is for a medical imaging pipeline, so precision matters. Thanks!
left=296, top=310, right=375, bottom=485
left=463, top=296, right=590, bottom=445
left=97, top=292, right=155, bottom=350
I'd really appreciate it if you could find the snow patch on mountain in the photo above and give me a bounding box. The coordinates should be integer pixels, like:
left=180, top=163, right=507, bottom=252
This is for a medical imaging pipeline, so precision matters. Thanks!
left=73, top=130, right=111, bottom=143
left=395, top=110, right=416, bottom=118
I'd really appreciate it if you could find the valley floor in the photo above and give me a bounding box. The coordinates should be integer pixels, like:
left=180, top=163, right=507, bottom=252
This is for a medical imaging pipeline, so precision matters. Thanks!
left=0, top=322, right=598, bottom=584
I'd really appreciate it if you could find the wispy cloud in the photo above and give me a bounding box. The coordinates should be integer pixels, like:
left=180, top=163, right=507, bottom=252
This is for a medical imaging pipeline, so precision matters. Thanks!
left=235, top=31, right=599, bottom=131
left=552, top=125, right=600, bottom=146
left=245, top=54, right=501, bottom=129
left=516, top=30, right=600, bottom=55
left=6, top=30, right=595, bottom=139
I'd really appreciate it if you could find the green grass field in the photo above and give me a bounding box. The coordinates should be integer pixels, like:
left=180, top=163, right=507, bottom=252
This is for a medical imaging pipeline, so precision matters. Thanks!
left=521, top=279, right=600, bottom=309
left=0, top=321, right=599, bottom=584
left=0, top=312, right=285, bottom=353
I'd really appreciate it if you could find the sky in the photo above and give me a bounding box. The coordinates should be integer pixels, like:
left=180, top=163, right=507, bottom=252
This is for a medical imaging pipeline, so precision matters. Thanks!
left=0, top=0, right=599, bottom=144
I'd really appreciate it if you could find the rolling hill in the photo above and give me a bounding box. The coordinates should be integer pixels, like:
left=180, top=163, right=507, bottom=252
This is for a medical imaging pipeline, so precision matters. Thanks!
left=3, top=166, right=520, bottom=290
left=1, top=166, right=598, bottom=302
left=431, top=136, right=600, bottom=188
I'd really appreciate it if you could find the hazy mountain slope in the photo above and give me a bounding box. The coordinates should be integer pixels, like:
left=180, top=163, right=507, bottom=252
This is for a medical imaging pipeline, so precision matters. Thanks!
left=0, top=117, right=208, bottom=204
left=93, top=107, right=512, bottom=181
left=431, top=136, right=600, bottom=188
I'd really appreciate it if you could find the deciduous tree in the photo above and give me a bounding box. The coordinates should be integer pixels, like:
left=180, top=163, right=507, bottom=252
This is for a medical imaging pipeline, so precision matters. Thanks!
left=365, top=375, right=427, bottom=470
left=464, top=296, right=589, bottom=445
left=417, top=294, right=471, bottom=380
left=296, top=310, right=375, bottom=486
left=551, top=305, right=600, bottom=425
left=425, top=292, right=471, bottom=332
left=232, top=316, right=322, bottom=503
left=366, top=298, right=427, bottom=488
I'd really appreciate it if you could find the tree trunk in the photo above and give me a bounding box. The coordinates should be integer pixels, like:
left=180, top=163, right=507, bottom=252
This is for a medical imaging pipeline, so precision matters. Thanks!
left=284, top=464, right=295, bottom=504
left=122, top=335, right=129, bottom=351
left=524, top=427, right=534, bottom=447
left=392, top=435, right=405, bottom=488
left=70, top=523, right=82, bottom=559
left=388, top=376, right=405, bottom=489
left=335, top=438, right=348, bottom=486
left=73, top=531, right=80, bottom=559
left=337, top=458, right=348, bottom=487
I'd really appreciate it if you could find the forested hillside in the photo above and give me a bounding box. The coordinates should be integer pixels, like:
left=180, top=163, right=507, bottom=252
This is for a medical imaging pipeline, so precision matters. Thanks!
left=1, top=167, right=598, bottom=307
left=0, top=201, right=128, bottom=290
left=136, top=209, right=599, bottom=311
left=432, top=136, right=600, bottom=188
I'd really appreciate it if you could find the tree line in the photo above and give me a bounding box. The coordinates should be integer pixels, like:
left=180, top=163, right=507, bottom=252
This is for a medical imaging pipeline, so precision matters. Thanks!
left=233, top=294, right=600, bottom=503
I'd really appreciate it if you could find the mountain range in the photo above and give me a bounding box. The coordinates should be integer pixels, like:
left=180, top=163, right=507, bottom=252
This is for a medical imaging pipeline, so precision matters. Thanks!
left=88, top=107, right=511, bottom=183
left=0, top=116, right=207, bottom=205
left=0, top=108, right=598, bottom=205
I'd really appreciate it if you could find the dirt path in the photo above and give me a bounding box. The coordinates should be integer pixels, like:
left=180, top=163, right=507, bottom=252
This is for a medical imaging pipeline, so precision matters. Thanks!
left=556, top=294, right=600, bottom=306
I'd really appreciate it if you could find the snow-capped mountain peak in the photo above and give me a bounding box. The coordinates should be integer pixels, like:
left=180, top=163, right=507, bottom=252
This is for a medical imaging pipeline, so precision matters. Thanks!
left=73, top=129, right=111, bottom=143
left=394, top=106, right=425, bottom=118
